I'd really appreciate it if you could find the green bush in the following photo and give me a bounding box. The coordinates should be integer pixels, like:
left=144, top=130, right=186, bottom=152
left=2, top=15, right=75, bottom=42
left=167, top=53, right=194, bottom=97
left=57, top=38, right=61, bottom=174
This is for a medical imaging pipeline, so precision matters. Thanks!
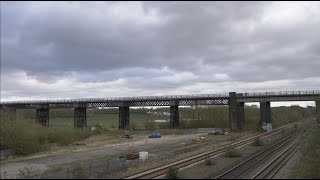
left=224, top=145, right=241, bottom=158
left=17, top=167, right=40, bottom=179
left=204, top=157, right=215, bottom=166
left=0, top=119, right=94, bottom=155
left=0, top=121, right=45, bottom=155
left=92, top=123, right=107, bottom=134
left=166, top=167, right=179, bottom=179
left=252, top=137, right=263, bottom=146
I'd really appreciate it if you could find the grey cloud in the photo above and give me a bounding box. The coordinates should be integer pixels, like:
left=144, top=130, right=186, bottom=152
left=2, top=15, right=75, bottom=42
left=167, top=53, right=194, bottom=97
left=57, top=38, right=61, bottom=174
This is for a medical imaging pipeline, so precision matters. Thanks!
left=1, top=1, right=320, bottom=100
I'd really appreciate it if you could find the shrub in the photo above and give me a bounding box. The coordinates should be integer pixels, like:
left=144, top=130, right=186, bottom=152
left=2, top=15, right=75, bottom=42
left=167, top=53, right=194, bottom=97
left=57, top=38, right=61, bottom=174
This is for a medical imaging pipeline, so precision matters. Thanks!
left=93, top=124, right=107, bottom=134
left=204, top=157, right=215, bottom=166
left=0, top=119, right=94, bottom=155
left=166, top=167, right=179, bottom=179
left=252, top=137, right=263, bottom=146
left=17, top=167, right=40, bottom=179
left=0, top=122, right=44, bottom=155
left=71, top=162, right=88, bottom=179
left=224, top=145, right=241, bottom=157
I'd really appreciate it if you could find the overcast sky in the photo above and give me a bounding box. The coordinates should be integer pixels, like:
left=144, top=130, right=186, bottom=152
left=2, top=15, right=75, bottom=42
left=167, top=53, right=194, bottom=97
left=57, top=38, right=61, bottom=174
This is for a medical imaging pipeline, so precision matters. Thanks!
left=1, top=1, right=319, bottom=106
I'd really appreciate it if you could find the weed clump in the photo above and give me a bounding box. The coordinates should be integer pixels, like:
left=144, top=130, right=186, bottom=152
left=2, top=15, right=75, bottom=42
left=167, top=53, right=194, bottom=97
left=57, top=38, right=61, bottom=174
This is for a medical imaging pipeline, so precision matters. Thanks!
left=252, top=137, right=263, bottom=146
left=17, top=167, right=40, bottom=179
left=224, top=145, right=241, bottom=157
left=204, top=157, right=215, bottom=166
left=166, top=167, right=179, bottom=179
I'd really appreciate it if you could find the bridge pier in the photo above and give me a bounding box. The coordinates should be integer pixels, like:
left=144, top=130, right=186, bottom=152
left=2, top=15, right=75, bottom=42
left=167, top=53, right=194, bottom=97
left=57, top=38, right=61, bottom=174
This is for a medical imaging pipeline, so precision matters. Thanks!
left=260, top=101, right=271, bottom=127
left=229, top=92, right=245, bottom=131
left=1, top=108, right=16, bottom=121
left=170, top=105, right=180, bottom=128
left=36, top=108, right=49, bottom=126
left=119, top=107, right=130, bottom=130
left=238, top=102, right=245, bottom=131
left=74, top=108, right=87, bottom=128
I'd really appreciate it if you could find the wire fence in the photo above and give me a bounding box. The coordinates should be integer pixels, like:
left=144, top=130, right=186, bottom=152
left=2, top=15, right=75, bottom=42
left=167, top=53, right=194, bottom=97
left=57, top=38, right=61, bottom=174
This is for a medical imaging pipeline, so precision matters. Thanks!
left=0, top=93, right=230, bottom=104
left=239, top=90, right=320, bottom=97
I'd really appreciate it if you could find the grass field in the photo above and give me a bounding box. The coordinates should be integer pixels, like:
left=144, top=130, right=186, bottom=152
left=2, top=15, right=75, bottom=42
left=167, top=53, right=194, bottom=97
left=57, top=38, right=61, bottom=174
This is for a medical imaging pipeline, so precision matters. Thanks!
left=17, top=112, right=164, bottom=130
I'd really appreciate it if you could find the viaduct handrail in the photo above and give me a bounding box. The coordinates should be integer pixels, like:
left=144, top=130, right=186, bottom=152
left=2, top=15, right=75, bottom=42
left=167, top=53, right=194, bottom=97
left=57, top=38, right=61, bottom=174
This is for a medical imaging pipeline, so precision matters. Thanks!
left=1, top=90, right=319, bottom=105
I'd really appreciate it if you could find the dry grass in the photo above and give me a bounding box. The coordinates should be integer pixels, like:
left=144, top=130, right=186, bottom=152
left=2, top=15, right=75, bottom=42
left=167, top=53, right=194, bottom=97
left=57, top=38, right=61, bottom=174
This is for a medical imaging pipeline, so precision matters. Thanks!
left=290, top=125, right=320, bottom=179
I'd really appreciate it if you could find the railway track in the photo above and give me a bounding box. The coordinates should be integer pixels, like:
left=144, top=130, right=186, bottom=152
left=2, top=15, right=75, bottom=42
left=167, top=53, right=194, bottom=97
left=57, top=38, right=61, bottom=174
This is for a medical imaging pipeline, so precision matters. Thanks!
left=215, top=131, right=298, bottom=179
left=215, top=124, right=317, bottom=179
left=123, top=123, right=297, bottom=179
left=251, top=124, right=317, bottom=179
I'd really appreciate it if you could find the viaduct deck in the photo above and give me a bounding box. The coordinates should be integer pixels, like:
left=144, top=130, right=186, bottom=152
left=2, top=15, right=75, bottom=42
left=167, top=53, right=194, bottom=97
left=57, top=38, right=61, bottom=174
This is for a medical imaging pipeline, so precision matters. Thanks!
left=1, top=90, right=319, bottom=109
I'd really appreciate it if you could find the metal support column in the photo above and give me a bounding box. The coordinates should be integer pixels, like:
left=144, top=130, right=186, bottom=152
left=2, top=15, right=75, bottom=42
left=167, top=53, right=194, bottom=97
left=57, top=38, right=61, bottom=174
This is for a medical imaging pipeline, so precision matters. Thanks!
left=119, top=107, right=130, bottom=130
left=36, top=108, right=49, bottom=126
left=170, top=105, right=180, bottom=128
left=237, top=102, right=245, bottom=131
left=74, top=107, right=87, bottom=128
left=260, top=101, right=271, bottom=126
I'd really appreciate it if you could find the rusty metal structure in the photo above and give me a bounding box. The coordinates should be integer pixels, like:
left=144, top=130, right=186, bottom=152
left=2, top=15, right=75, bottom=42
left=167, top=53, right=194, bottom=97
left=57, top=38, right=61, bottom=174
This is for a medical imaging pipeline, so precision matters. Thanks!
left=1, top=90, right=319, bottom=130
left=74, top=107, right=87, bottom=128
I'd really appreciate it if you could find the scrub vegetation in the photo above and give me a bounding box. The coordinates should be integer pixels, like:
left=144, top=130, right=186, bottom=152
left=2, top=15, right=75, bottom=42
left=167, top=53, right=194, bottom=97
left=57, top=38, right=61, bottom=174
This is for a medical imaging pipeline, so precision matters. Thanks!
left=224, top=145, right=241, bottom=157
left=0, top=105, right=315, bottom=156
left=290, top=126, right=320, bottom=179
left=9, top=105, right=315, bottom=130
left=252, top=137, right=263, bottom=146
left=0, top=119, right=102, bottom=155
left=166, top=167, right=179, bottom=179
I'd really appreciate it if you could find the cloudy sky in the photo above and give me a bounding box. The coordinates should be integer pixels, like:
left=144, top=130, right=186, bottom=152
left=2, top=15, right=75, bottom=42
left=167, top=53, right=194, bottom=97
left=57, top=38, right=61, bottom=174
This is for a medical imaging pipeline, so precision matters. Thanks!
left=1, top=1, right=319, bottom=105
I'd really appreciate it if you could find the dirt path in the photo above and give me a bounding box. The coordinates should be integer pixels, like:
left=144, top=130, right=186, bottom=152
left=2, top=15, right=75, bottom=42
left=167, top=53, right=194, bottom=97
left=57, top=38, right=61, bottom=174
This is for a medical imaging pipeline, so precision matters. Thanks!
left=0, top=133, right=206, bottom=178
